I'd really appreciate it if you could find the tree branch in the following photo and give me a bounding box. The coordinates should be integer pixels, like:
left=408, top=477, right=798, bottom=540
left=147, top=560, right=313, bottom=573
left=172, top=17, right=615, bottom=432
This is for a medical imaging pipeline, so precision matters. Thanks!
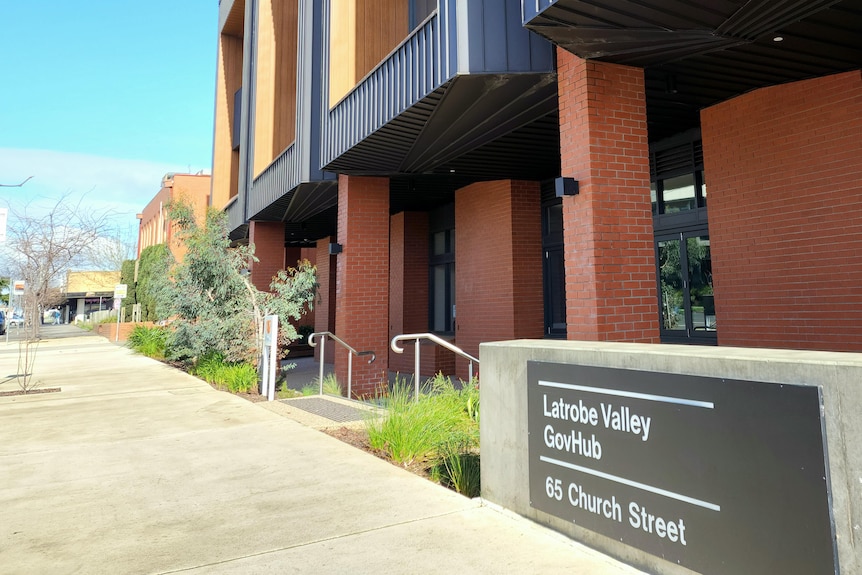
left=0, top=176, right=33, bottom=187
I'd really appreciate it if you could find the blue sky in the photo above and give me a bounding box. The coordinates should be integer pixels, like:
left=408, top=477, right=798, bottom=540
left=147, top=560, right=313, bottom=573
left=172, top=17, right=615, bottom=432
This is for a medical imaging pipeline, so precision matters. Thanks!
left=0, top=1, right=218, bottom=236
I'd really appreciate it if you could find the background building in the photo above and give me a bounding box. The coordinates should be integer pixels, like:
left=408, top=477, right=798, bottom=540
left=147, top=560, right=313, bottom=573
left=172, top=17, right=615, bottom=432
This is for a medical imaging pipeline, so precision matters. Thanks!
left=137, top=172, right=211, bottom=262
left=64, top=270, right=122, bottom=323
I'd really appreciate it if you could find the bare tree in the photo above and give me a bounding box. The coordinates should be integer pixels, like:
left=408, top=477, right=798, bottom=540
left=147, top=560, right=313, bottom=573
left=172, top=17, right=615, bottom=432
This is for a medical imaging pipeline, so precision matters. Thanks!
left=3, top=193, right=116, bottom=341
left=0, top=176, right=33, bottom=188
left=79, top=225, right=137, bottom=271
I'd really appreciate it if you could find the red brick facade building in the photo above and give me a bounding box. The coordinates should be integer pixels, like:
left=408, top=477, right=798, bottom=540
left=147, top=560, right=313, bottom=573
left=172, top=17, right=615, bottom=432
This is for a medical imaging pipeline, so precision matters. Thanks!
left=212, top=0, right=862, bottom=396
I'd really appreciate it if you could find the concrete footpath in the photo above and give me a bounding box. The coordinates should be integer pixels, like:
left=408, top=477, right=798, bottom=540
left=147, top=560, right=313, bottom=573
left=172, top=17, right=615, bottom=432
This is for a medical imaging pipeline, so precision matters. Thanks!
left=0, top=326, right=644, bottom=574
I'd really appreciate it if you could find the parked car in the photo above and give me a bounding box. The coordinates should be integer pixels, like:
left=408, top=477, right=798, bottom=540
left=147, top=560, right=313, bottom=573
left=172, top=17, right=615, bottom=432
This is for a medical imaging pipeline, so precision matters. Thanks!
left=0, top=310, right=6, bottom=335
left=8, top=313, right=25, bottom=328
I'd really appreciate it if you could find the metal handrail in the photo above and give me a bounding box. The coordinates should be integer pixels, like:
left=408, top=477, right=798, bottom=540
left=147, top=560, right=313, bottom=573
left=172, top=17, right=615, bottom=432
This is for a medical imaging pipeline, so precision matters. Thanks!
left=390, top=333, right=479, bottom=400
left=308, top=331, right=375, bottom=399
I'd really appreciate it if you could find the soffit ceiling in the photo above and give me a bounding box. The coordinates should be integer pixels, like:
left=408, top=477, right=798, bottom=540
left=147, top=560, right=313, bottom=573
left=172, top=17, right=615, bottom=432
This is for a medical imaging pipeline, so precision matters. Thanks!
left=525, top=0, right=862, bottom=140
left=255, top=0, right=861, bottom=238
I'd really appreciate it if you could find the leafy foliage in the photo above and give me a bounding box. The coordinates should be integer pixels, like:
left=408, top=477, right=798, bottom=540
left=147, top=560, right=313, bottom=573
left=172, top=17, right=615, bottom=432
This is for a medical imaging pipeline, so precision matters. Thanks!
left=137, top=244, right=171, bottom=322
left=119, top=259, right=138, bottom=321
left=150, top=199, right=317, bottom=368
left=366, top=372, right=480, bottom=499
left=127, top=325, right=168, bottom=360
left=431, top=435, right=481, bottom=498
left=192, top=352, right=257, bottom=393
left=265, top=267, right=318, bottom=350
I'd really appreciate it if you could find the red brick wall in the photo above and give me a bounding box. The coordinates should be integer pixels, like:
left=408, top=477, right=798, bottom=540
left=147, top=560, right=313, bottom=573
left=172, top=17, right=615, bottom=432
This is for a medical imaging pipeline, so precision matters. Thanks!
left=335, top=175, right=390, bottom=397
left=557, top=50, right=659, bottom=343
left=95, top=321, right=155, bottom=343
left=249, top=221, right=285, bottom=291
left=388, top=212, right=433, bottom=376
left=314, top=238, right=336, bottom=363
left=137, top=174, right=210, bottom=262
left=455, top=180, right=543, bottom=377
left=137, top=185, right=172, bottom=258
left=702, top=70, right=862, bottom=351
left=298, top=247, right=316, bottom=331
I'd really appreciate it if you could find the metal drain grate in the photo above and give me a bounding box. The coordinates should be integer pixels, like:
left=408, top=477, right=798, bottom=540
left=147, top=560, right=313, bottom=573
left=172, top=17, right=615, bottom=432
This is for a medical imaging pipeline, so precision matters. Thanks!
left=282, top=396, right=369, bottom=423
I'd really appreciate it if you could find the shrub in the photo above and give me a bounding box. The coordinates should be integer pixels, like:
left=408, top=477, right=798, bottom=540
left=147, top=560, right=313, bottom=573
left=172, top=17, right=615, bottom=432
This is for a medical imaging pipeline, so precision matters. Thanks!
left=221, top=363, right=258, bottom=393
left=127, top=325, right=168, bottom=360
left=365, top=373, right=480, bottom=479
left=192, top=351, right=257, bottom=393
left=431, top=433, right=481, bottom=498
left=321, top=373, right=342, bottom=396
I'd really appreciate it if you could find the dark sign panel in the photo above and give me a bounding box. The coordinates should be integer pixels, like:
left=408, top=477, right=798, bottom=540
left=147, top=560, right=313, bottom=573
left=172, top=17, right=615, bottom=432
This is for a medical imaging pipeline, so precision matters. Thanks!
left=527, top=362, right=837, bottom=575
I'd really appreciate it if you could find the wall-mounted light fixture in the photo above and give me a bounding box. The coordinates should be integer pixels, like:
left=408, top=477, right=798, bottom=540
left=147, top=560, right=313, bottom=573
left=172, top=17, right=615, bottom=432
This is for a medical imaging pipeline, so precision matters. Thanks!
left=666, top=74, right=678, bottom=94
left=328, top=242, right=343, bottom=255
left=554, top=177, right=579, bottom=197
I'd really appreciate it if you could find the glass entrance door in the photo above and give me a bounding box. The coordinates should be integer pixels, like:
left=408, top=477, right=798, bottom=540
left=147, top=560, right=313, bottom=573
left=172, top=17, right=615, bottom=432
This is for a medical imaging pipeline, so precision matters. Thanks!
left=542, top=200, right=566, bottom=338
left=656, top=232, right=716, bottom=343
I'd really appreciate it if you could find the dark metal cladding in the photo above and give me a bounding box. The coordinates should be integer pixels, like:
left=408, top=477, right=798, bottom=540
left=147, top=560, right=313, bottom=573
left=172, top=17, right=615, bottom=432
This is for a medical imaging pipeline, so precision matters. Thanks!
left=525, top=0, right=862, bottom=140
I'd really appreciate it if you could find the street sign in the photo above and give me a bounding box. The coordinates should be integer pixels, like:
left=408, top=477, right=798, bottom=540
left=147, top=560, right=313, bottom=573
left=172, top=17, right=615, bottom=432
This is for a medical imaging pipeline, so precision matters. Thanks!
left=12, top=280, right=25, bottom=295
left=261, top=315, right=279, bottom=401
left=114, top=284, right=128, bottom=299
left=527, top=361, right=835, bottom=575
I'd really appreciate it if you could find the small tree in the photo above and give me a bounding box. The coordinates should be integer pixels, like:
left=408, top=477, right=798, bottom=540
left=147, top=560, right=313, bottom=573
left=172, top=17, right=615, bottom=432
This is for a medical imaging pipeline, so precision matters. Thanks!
left=152, top=200, right=317, bottom=369
left=119, top=259, right=138, bottom=321
left=3, top=194, right=115, bottom=339
left=2, top=193, right=115, bottom=392
left=137, top=244, right=171, bottom=322
left=0, top=277, right=9, bottom=306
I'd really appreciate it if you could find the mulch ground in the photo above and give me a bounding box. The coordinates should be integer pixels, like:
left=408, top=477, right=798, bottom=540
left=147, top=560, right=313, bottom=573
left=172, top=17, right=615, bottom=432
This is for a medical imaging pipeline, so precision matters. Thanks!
left=323, top=425, right=435, bottom=479
left=221, top=385, right=437, bottom=482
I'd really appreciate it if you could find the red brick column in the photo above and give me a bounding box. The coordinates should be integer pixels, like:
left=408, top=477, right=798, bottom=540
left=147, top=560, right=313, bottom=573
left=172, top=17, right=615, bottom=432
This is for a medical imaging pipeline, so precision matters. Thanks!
left=335, top=175, right=390, bottom=397
left=248, top=221, right=285, bottom=291
left=557, top=49, right=659, bottom=342
left=389, top=212, right=430, bottom=375
left=456, top=180, right=543, bottom=377
left=314, top=238, right=336, bottom=363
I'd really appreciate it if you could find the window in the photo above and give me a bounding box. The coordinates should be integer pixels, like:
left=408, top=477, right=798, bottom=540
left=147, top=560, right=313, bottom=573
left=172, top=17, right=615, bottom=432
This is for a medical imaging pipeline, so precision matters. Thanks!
left=542, top=197, right=566, bottom=338
left=656, top=233, right=715, bottom=341
left=652, top=171, right=705, bottom=215
left=430, top=229, right=455, bottom=333
left=429, top=204, right=455, bottom=334
left=650, top=131, right=713, bottom=344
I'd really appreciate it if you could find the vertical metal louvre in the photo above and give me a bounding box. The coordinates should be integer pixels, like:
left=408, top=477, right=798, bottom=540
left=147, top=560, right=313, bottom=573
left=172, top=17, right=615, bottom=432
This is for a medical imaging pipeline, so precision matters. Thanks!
left=250, top=143, right=300, bottom=217
left=322, top=12, right=452, bottom=168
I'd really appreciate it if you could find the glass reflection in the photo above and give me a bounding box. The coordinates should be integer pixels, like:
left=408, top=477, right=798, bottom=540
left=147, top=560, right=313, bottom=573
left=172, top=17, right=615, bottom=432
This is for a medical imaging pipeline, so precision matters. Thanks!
left=662, top=174, right=696, bottom=213
left=658, top=239, right=686, bottom=331
left=688, top=236, right=714, bottom=331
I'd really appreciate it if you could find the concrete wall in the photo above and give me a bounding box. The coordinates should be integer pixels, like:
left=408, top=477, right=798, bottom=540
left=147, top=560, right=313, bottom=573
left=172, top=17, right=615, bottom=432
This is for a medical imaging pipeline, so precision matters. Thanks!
left=480, top=339, right=860, bottom=574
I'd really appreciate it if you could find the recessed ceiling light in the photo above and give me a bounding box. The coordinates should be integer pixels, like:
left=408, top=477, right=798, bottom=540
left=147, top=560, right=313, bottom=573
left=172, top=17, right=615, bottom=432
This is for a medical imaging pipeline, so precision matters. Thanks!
left=773, top=36, right=784, bottom=42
